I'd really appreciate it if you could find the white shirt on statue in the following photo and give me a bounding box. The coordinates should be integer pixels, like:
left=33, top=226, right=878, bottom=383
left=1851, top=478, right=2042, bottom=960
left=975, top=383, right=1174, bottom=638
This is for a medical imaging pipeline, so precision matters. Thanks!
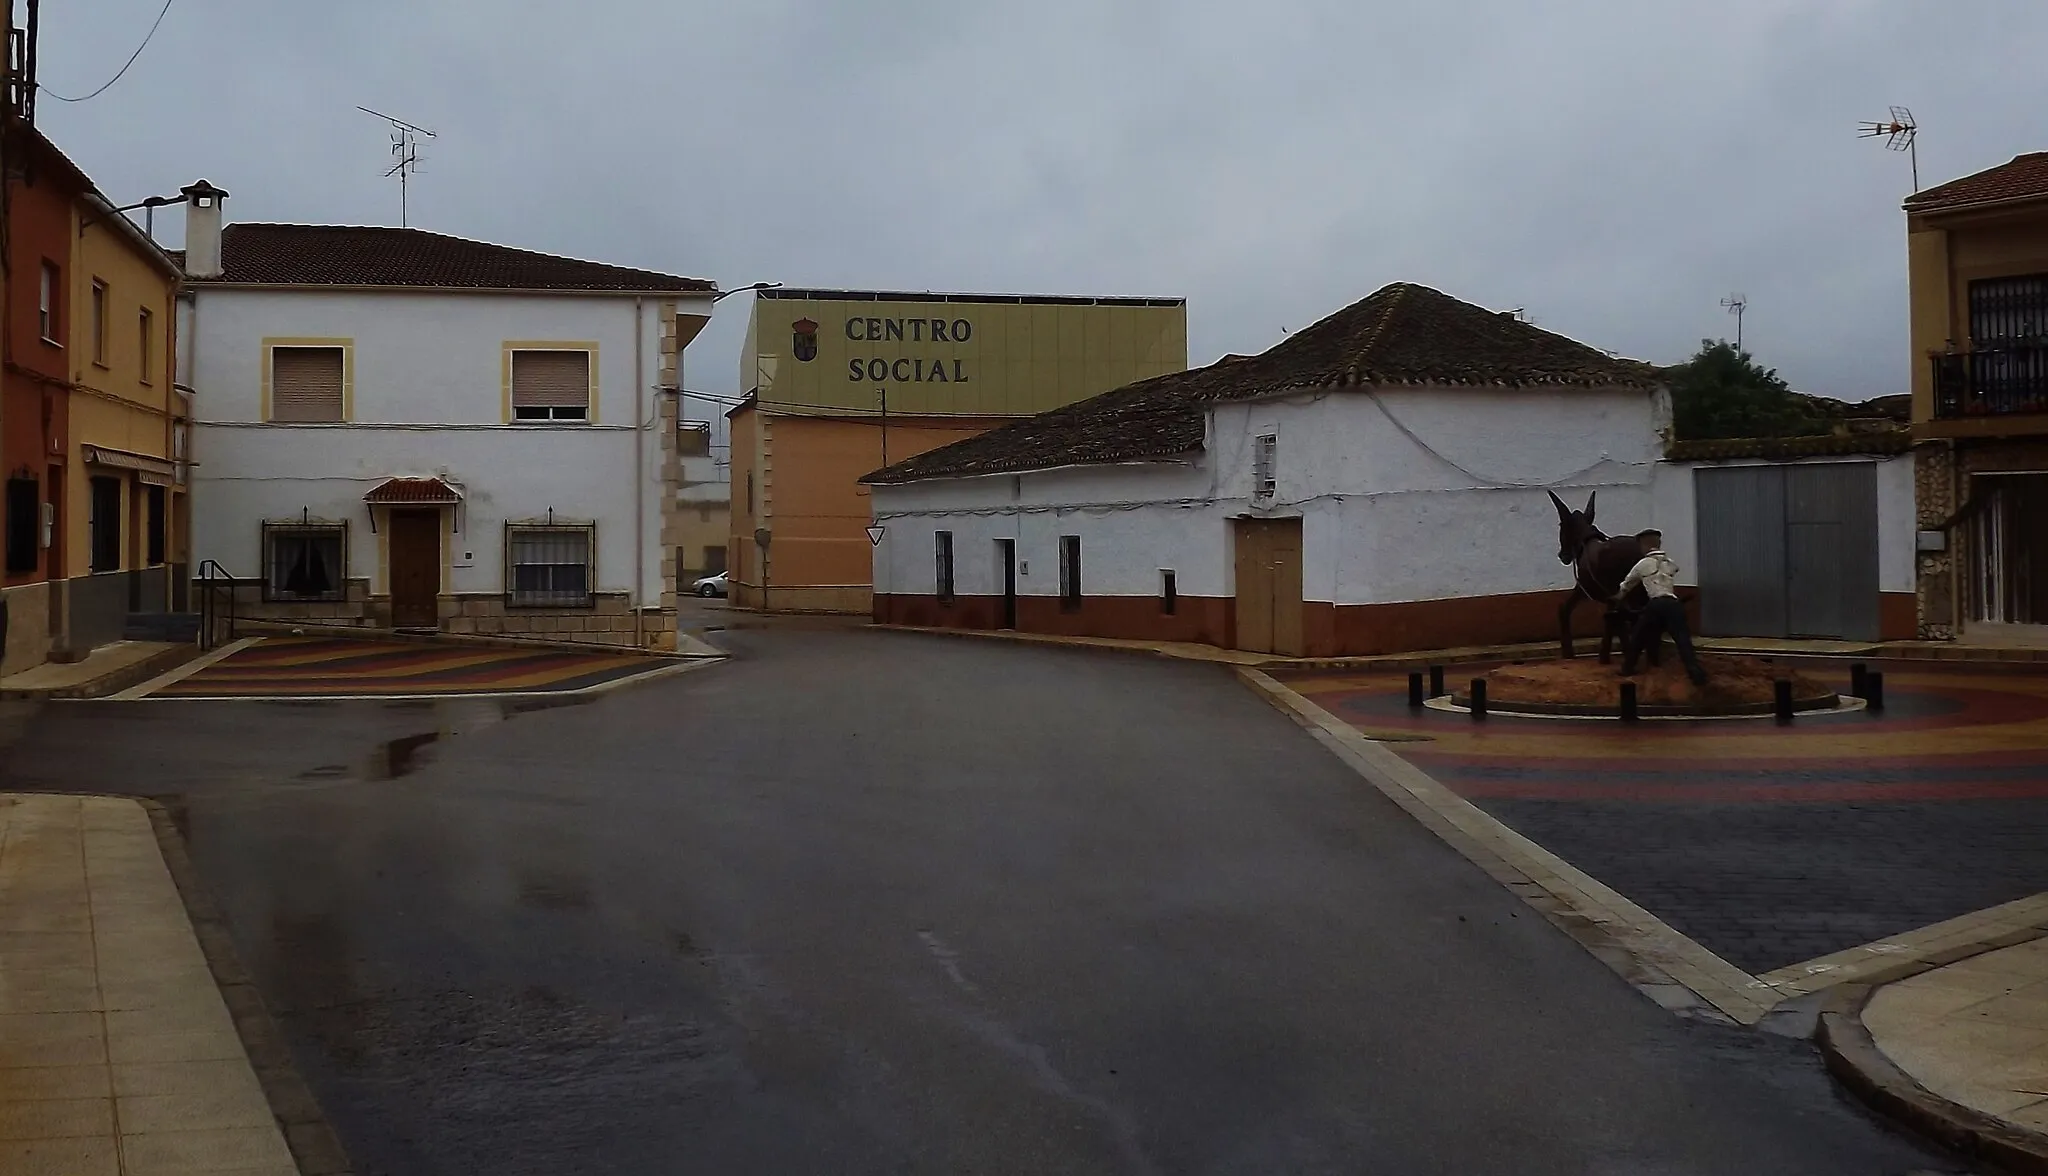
left=1619, top=550, right=1680, bottom=600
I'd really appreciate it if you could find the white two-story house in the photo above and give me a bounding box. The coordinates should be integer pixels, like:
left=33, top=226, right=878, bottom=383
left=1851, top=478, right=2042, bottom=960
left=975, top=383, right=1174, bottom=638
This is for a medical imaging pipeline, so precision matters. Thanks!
left=174, top=183, right=716, bottom=645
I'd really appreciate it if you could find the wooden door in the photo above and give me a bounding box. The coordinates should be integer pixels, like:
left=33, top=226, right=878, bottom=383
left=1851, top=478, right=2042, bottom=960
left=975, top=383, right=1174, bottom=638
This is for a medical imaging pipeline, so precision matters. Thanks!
left=1268, top=520, right=1304, bottom=656
left=388, top=509, right=441, bottom=629
left=1233, top=518, right=1303, bottom=655
left=1234, top=520, right=1274, bottom=652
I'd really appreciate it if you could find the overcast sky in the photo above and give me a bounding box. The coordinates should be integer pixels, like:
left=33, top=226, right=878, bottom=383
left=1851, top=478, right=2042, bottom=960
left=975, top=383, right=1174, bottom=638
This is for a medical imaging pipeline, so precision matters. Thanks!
left=30, top=0, right=2048, bottom=401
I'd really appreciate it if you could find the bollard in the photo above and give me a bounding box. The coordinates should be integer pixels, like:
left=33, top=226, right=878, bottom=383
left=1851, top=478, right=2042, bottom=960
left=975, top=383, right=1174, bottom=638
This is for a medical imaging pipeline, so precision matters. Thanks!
left=1407, top=671, right=1425, bottom=709
left=1469, top=678, right=1487, bottom=720
left=1619, top=681, right=1638, bottom=723
left=1866, top=671, right=1885, bottom=711
left=1774, top=679, right=1793, bottom=724
left=1849, top=663, right=1868, bottom=699
left=1428, top=665, right=1445, bottom=699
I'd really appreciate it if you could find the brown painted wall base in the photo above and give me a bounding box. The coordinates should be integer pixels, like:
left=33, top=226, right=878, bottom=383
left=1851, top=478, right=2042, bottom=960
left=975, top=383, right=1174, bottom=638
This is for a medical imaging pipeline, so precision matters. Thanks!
left=877, top=587, right=1619, bottom=657
left=877, top=593, right=1234, bottom=647
left=1880, top=592, right=1917, bottom=642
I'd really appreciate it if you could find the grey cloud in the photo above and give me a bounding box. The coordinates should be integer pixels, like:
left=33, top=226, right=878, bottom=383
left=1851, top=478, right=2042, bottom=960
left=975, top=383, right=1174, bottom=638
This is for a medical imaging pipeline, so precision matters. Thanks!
left=33, top=0, right=2048, bottom=400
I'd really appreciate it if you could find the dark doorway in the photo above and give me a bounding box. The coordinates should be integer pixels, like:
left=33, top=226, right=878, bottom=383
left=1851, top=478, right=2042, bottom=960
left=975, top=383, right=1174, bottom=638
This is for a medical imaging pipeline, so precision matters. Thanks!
left=996, top=538, right=1017, bottom=630
left=388, top=509, right=442, bottom=629
left=146, top=485, right=166, bottom=566
left=89, top=476, right=121, bottom=573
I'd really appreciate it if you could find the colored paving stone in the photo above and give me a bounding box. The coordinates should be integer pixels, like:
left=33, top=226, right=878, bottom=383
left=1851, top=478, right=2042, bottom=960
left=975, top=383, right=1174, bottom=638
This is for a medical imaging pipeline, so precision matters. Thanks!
left=151, top=637, right=681, bottom=699
left=1272, top=660, right=2048, bottom=975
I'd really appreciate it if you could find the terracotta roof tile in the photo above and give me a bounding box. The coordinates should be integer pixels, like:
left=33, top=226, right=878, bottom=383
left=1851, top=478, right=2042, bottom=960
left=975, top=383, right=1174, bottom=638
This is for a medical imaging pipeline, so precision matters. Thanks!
left=180, top=223, right=714, bottom=293
left=862, top=283, right=1657, bottom=485
left=363, top=477, right=464, bottom=505
left=1904, top=152, right=2048, bottom=213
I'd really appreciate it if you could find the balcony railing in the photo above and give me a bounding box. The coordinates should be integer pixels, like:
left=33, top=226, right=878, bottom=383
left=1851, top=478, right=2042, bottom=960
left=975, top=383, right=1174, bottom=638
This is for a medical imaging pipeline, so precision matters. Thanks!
left=1933, top=343, right=2048, bottom=419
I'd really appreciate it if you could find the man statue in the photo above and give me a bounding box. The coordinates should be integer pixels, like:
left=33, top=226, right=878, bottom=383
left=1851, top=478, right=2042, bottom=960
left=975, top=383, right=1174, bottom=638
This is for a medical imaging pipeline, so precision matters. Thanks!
left=1612, top=529, right=1707, bottom=687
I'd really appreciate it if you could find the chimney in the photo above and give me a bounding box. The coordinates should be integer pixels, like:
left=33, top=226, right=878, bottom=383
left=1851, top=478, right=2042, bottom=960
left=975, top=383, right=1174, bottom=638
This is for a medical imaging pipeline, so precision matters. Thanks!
left=179, top=180, right=230, bottom=279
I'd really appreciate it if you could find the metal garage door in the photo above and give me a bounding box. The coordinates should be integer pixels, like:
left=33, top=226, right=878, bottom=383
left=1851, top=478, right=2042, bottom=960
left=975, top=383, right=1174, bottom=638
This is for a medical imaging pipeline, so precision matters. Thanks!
left=1695, top=462, right=1880, bottom=641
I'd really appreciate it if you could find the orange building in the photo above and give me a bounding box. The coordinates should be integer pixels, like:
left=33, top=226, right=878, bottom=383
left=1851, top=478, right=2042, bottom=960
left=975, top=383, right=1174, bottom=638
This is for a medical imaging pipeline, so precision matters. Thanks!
left=729, top=289, right=1187, bottom=612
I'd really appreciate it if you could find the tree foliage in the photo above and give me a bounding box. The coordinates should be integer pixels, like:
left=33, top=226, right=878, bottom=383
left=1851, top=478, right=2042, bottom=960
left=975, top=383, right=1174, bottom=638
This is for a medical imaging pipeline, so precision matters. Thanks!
left=1667, top=339, right=1830, bottom=441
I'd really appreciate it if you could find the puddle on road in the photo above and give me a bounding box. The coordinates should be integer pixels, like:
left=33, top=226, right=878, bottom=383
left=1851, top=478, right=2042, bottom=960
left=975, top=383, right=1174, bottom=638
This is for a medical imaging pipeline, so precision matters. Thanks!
left=516, top=867, right=593, bottom=911
left=371, top=732, right=441, bottom=780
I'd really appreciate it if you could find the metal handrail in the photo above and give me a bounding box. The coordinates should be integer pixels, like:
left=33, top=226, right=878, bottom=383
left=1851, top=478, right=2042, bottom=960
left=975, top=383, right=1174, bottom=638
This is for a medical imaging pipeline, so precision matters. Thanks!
left=1932, top=344, right=2048, bottom=419
left=195, top=559, right=237, bottom=651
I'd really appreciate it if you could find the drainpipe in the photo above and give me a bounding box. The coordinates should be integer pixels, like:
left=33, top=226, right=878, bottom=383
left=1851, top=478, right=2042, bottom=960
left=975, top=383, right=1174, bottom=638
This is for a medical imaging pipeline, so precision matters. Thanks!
left=632, top=296, right=645, bottom=648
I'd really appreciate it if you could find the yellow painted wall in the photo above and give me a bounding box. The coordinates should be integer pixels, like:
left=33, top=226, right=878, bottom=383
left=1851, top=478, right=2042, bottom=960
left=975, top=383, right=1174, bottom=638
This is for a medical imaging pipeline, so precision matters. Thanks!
left=726, top=406, right=1010, bottom=607
left=66, top=208, right=179, bottom=579
left=742, top=291, right=1187, bottom=416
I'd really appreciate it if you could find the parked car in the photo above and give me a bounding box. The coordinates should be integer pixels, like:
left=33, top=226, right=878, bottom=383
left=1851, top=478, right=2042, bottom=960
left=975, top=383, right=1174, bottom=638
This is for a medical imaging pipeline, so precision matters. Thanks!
left=692, top=571, right=728, bottom=598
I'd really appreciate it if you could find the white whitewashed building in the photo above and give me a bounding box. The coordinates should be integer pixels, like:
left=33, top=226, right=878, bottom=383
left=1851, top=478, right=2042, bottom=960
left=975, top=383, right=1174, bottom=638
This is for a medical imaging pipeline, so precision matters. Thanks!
left=866, top=283, right=1927, bottom=655
left=175, top=185, right=716, bottom=645
left=864, top=283, right=1675, bottom=656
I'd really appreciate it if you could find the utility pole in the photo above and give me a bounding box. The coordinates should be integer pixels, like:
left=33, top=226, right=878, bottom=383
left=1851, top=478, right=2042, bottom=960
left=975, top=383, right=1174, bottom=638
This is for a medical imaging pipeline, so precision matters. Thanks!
left=878, top=386, right=890, bottom=468
left=1721, top=294, right=1747, bottom=351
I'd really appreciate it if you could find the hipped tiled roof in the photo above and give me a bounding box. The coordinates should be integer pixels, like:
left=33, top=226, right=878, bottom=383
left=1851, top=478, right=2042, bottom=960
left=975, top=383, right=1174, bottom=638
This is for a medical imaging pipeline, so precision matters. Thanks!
left=1905, top=152, right=2048, bottom=214
left=862, top=283, right=1657, bottom=485
left=175, top=223, right=714, bottom=293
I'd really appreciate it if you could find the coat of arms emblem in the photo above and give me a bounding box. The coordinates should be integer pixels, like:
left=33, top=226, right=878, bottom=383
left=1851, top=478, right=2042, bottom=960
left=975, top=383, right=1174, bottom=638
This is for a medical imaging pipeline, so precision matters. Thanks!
left=792, top=318, right=819, bottom=362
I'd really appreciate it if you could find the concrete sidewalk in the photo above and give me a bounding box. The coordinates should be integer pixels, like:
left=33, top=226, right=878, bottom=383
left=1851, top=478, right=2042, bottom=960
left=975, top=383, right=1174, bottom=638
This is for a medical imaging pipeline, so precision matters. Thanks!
left=1860, top=931, right=2048, bottom=1137
left=0, top=794, right=301, bottom=1175
left=0, top=643, right=193, bottom=700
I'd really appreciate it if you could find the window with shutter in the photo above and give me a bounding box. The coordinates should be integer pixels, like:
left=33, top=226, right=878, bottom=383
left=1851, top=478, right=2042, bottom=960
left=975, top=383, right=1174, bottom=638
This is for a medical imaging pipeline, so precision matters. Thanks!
left=91, top=281, right=108, bottom=364
left=511, top=350, right=592, bottom=421
left=1253, top=434, right=1277, bottom=498
left=934, top=531, right=954, bottom=603
left=1059, top=535, right=1082, bottom=610
left=270, top=347, right=346, bottom=422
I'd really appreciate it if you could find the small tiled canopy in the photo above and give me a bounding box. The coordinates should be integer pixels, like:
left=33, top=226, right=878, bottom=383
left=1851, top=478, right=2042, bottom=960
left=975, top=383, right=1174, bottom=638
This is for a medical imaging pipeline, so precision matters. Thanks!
left=362, top=476, right=463, bottom=505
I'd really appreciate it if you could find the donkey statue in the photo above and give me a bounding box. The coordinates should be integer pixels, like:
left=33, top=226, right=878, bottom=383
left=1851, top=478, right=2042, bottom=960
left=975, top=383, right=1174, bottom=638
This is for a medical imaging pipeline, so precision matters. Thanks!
left=1550, top=490, right=1647, bottom=662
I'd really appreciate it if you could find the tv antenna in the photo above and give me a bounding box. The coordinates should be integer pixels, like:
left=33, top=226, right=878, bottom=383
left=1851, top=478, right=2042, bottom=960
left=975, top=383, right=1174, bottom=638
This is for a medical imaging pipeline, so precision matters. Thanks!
left=1720, top=294, right=1747, bottom=350
left=1858, top=106, right=1918, bottom=192
left=357, top=105, right=436, bottom=227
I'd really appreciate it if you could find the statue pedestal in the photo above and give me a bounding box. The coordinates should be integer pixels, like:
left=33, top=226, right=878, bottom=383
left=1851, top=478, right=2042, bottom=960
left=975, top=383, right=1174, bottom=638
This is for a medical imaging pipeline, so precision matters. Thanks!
left=1451, top=654, right=1839, bottom=717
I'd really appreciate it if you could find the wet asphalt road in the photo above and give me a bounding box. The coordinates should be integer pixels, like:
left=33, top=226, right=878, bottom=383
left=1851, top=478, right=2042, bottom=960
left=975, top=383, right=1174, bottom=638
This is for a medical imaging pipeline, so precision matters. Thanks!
left=0, top=630, right=1966, bottom=1175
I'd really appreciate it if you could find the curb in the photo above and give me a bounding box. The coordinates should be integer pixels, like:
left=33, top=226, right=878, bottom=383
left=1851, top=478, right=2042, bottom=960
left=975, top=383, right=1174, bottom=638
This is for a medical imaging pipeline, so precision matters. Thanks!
left=1817, top=981, right=2048, bottom=1175
left=872, top=623, right=1569, bottom=672
left=140, top=797, right=354, bottom=1176
left=876, top=621, right=2048, bottom=669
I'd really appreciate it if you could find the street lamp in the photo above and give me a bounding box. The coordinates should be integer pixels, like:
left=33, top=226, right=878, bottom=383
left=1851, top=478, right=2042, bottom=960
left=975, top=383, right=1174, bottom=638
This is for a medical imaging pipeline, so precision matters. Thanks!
left=714, top=281, right=782, bottom=304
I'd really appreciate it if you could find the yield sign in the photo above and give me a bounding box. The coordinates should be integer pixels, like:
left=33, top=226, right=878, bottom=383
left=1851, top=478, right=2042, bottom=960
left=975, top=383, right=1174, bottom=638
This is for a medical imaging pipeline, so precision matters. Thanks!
left=865, top=525, right=886, bottom=546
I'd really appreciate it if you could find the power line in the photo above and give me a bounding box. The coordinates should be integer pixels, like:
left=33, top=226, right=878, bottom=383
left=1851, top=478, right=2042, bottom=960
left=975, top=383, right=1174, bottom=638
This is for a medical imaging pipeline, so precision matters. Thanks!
left=38, top=0, right=176, bottom=103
